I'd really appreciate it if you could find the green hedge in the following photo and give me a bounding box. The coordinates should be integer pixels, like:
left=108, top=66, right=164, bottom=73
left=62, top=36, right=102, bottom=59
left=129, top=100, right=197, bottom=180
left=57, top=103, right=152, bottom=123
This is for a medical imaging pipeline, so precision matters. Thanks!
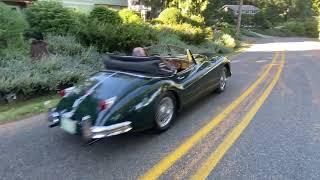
left=0, top=3, right=29, bottom=52
left=157, top=7, right=183, bottom=25
left=118, top=8, right=144, bottom=24
left=25, top=1, right=75, bottom=35
left=89, top=6, right=122, bottom=24
left=77, top=21, right=157, bottom=53
left=0, top=55, right=102, bottom=100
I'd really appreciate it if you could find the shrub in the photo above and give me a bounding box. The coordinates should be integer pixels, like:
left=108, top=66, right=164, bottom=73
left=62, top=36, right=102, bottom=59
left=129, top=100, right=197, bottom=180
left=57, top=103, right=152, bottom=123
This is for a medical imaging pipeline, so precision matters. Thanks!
left=217, top=11, right=235, bottom=25
left=184, top=15, right=205, bottom=27
left=157, top=7, right=183, bottom=25
left=282, top=21, right=305, bottom=36
left=0, top=53, right=102, bottom=99
left=155, top=23, right=207, bottom=44
left=116, top=24, right=158, bottom=53
left=25, top=1, right=75, bottom=35
left=77, top=21, right=157, bottom=53
left=119, top=9, right=144, bottom=24
left=0, top=3, right=29, bottom=52
left=213, top=31, right=236, bottom=49
left=221, top=34, right=236, bottom=49
left=253, top=12, right=272, bottom=29
left=304, top=18, right=318, bottom=38
left=89, top=6, right=122, bottom=24
left=212, top=22, right=236, bottom=37
left=46, top=34, right=86, bottom=56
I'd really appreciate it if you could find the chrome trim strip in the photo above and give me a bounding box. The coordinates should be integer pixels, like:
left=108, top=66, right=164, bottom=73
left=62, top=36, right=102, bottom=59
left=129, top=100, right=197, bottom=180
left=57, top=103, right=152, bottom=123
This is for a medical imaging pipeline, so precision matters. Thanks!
left=102, top=70, right=176, bottom=79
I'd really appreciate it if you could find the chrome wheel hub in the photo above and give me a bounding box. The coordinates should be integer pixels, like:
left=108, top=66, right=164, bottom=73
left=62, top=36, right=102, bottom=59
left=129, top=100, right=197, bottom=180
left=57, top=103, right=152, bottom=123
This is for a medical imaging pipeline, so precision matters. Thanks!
left=156, top=97, right=174, bottom=128
left=220, top=70, right=227, bottom=90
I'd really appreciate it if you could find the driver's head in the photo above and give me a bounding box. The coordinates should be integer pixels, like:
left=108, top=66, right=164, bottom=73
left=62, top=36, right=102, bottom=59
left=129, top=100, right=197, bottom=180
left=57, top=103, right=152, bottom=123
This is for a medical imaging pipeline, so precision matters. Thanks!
left=132, top=47, right=147, bottom=57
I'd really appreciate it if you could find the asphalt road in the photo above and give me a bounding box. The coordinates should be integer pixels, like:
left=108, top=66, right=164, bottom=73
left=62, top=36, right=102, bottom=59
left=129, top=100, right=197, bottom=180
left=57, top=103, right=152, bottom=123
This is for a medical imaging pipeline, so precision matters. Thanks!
left=1, top=37, right=319, bottom=180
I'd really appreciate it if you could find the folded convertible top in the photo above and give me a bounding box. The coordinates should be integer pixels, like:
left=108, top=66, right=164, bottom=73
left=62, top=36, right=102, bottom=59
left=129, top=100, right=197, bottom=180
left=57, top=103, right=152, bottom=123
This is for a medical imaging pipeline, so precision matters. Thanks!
left=103, top=55, right=175, bottom=77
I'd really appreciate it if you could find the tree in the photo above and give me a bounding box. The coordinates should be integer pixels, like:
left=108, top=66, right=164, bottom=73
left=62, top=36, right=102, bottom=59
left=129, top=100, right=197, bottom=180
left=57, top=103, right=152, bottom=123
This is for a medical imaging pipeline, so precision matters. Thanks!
left=313, top=0, right=320, bottom=14
left=166, top=0, right=208, bottom=16
left=236, top=0, right=243, bottom=38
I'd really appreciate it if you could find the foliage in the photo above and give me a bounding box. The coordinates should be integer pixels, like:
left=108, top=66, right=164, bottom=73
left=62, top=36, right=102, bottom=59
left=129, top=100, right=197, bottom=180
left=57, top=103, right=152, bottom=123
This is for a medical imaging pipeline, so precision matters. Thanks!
left=220, top=33, right=236, bottom=49
left=0, top=53, right=102, bottom=99
left=217, top=11, right=235, bottom=25
left=157, top=7, right=183, bottom=25
left=46, top=34, right=88, bottom=56
left=78, top=21, right=157, bottom=53
left=166, top=0, right=208, bottom=16
left=155, top=23, right=207, bottom=44
left=213, top=31, right=236, bottom=49
left=304, top=18, right=319, bottom=38
left=282, top=21, right=306, bottom=36
left=313, top=0, right=320, bottom=15
left=212, top=22, right=236, bottom=37
left=25, top=1, right=75, bottom=35
left=119, top=9, right=144, bottom=24
left=0, top=3, right=29, bottom=52
left=89, top=6, right=122, bottom=24
left=253, top=12, right=272, bottom=29
left=184, top=15, right=205, bottom=26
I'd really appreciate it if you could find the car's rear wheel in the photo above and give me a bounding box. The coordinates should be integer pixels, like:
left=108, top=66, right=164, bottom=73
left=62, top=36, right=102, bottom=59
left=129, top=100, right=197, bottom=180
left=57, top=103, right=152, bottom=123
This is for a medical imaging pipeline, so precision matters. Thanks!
left=216, top=67, right=228, bottom=93
left=154, top=92, right=176, bottom=132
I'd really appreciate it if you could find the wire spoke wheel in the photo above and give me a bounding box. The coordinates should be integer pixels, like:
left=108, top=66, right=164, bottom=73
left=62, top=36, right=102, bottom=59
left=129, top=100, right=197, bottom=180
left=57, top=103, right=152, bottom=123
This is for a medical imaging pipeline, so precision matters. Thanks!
left=155, top=97, right=174, bottom=128
left=220, top=69, right=227, bottom=90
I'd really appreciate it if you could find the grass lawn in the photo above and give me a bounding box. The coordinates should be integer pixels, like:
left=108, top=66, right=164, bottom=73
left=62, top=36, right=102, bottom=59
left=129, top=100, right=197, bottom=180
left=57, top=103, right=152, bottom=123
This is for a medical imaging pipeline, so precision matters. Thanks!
left=0, top=95, right=60, bottom=124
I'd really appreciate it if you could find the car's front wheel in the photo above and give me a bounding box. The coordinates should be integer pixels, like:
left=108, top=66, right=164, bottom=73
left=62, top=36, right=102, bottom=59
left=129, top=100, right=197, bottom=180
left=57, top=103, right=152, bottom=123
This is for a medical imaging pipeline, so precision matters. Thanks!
left=153, top=92, right=176, bottom=132
left=216, top=67, right=228, bottom=93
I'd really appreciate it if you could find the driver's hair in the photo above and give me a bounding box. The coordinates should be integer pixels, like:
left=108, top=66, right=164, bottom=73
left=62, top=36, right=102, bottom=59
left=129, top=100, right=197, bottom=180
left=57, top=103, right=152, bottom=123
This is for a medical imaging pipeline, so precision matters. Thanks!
left=132, top=47, right=147, bottom=57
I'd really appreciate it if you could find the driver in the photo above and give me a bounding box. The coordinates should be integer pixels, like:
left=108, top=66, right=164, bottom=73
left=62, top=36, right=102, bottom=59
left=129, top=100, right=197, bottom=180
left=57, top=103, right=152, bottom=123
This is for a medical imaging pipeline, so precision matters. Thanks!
left=132, top=47, right=147, bottom=57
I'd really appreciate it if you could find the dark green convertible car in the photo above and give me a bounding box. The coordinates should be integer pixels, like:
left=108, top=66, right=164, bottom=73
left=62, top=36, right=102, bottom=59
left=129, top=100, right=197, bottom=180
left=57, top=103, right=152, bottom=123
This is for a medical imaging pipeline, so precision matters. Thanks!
left=48, top=45, right=231, bottom=141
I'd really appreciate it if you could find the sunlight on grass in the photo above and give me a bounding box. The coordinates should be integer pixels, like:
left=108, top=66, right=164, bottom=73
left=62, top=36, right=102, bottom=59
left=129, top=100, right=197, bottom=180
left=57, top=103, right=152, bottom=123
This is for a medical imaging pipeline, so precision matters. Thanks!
left=0, top=95, right=60, bottom=123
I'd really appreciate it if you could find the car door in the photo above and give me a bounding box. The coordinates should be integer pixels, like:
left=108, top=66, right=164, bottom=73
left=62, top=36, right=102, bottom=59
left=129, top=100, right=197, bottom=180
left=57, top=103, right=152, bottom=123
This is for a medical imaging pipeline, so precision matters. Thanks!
left=175, top=52, right=214, bottom=105
left=195, top=55, right=222, bottom=91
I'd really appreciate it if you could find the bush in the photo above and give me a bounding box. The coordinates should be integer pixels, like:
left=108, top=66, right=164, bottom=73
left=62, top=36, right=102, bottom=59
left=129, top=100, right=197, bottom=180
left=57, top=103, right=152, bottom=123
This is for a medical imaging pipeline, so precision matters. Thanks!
left=89, top=6, right=122, bottom=24
left=119, top=9, right=144, bottom=24
left=78, top=21, right=157, bottom=53
left=213, top=31, right=236, bottom=49
left=157, top=7, right=183, bottom=25
left=253, top=12, right=272, bottom=29
left=304, top=18, right=318, bottom=38
left=0, top=3, right=29, bottom=52
left=282, top=21, right=305, bottom=36
left=46, top=34, right=86, bottom=56
left=212, top=22, right=236, bottom=37
left=217, top=11, right=235, bottom=25
left=0, top=53, right=102, bottom=99
left=184, top=15, right=205, bottom=27
left=221, top=34, right=236, bottom=49
left=25, top=1, right=75, bottom=35
left=155, top=23, right=208, bottom=44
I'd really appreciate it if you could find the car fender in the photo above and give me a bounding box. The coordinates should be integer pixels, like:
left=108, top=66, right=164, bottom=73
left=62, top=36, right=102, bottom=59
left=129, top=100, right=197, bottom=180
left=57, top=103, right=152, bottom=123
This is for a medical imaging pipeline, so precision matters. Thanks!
left=96, top=79, right=182, bottom=131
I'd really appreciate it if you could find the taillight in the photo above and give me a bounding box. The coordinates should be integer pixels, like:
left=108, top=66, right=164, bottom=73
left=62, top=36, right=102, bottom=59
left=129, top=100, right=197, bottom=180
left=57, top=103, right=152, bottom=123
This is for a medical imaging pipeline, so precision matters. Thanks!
left=58, top=87, right=75, bottom=97
left=99, top=97, right=116, bottom=111
left=58, top=89, right=65, bottom=97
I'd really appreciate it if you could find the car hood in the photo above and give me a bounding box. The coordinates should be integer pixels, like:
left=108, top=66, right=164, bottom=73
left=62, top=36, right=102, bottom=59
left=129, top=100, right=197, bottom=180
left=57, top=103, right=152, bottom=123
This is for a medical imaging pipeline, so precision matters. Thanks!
left=56, top=71, right=156, bottom=123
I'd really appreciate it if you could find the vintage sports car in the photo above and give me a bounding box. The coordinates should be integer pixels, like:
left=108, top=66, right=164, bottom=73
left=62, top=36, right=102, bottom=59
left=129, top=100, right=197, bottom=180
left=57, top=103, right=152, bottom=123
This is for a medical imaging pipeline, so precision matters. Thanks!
left=48, top=45, right=231, bottom=141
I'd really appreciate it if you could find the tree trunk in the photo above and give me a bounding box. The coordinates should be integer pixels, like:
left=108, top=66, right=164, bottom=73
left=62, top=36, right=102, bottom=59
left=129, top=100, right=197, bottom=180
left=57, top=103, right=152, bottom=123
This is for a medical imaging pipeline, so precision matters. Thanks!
left=236, top=0, right=243, bottom=38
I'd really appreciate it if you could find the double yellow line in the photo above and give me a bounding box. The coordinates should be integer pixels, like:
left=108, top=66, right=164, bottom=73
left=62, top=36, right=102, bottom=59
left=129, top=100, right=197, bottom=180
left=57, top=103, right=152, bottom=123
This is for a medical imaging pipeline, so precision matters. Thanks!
left=140, top=51, right=285, bottom=180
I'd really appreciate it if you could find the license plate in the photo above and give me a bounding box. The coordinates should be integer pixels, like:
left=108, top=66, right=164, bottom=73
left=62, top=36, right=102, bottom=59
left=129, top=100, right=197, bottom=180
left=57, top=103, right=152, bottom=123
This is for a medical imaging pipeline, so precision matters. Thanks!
left=60, top=118, right=77, bottom=134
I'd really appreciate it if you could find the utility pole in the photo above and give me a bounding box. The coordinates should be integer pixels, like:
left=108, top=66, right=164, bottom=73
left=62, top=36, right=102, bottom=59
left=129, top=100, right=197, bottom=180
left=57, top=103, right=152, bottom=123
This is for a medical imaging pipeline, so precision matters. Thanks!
left=236, top=0, right=243, bottom=38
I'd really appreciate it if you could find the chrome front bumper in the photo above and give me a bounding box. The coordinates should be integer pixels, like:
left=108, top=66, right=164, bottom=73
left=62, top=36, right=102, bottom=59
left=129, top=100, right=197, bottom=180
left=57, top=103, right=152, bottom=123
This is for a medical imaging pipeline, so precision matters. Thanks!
left=48, top=112, right=132, bottom=140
